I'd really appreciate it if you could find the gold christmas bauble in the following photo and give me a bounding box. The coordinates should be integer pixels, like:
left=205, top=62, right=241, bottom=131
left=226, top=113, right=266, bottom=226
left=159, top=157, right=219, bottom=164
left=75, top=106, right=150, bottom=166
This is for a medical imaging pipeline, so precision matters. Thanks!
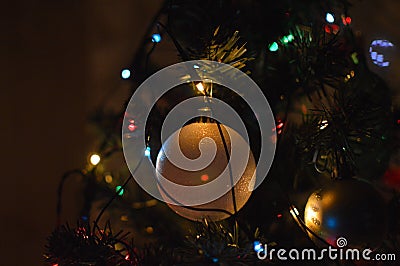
left=156, top=122, right=256, bottom=221
left=304, top=178, right=387, bottom=248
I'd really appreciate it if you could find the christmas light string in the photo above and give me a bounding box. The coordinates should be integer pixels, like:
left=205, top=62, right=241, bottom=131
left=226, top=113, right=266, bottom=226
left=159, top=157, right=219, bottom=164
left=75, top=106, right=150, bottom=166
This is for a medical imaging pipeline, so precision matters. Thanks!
left=55, top=1, right=171, bottom=227
left=143, top=6, right=384, bottom=243
left=56, top=10, right=246, bottom=233
left=157, top=21, right=189, bottom=61
left=216, top=121, right=238, bottom=215
left=289, top=205, right=332, bottom=247
left=59, top=15, right=247, bottom=237
left=155, top=180, right=234, bottom=217
left=48, top=1, right=400, bottom=263
left=268, top=36, right=335, bottom=247
left=93, top=171, right=135, bottom=234
left=56, top=169, right=86, bottom=226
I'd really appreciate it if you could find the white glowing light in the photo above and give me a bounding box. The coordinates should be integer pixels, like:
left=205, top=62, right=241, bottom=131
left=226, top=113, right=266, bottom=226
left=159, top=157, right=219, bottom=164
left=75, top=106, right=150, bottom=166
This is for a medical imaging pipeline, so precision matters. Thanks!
left=326, top=13, right=335, bottom=23
left=90, top=154, right=101, bottom=165
left=253, top=241, right=264, bottom=252
left=196, top=82, right=205, bottom=92
left=144, top=147, right=151, bottom=157
left=121, top=69, right=131, bottom=79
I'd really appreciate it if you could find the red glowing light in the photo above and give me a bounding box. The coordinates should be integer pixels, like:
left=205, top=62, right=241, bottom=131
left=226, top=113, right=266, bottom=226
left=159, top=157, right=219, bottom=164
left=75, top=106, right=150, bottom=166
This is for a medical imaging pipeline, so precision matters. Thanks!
left=128, top=123, right=137, bottom=132
left=125, top=254, right=130, bottom=260
left=383, top=166, right=400, bottom=189
left=201, top=174, right=209, bottom=182
left=327, top=236, right=337, bottom=247
left=277, top=213, right=283, bottom=218
left=324, top=24, right=339, bottom=34
left=341, top=15, right=352, bottom=25
left=397, top=119, right=400, bottom=125
left=273, top=119, right=284, bottom=133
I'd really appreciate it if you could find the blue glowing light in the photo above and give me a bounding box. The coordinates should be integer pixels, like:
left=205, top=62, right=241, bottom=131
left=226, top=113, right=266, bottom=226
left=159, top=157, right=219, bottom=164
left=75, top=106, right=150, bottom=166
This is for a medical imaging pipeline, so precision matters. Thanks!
left=152, top=33, right=161, bottom=43
left=144, top=146, right=151, bottom=157
left=253, top=241, right=264, bottom=253
left=212, top=258, right=218, bottom=263
left=369, top=39, right=394, bottom=67
left=326, top=217, right=337, bottom=228
left=121, top=69, right=131, bottom=79
left=326, top=13, right=335, bottom=23
left=193, top=64, right=200, bottom=69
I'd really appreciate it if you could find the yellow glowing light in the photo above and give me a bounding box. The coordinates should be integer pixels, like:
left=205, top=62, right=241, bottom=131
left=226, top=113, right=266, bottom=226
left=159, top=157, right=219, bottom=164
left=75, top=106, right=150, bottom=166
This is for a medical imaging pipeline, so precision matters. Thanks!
left=132, top=199, right=158, bottom=209
left=319, top=120, right=328, bottom=130
left=105, top=174, right=113, bottom=183
left=145, top=226, right=154, bottom=234
left=304, top=207, right=314, bottom=224
left=196, top=82, right=205, bottom=92
left=145, top=199, right=158, bottom=207
left=89, top=153, right=101, bottom=165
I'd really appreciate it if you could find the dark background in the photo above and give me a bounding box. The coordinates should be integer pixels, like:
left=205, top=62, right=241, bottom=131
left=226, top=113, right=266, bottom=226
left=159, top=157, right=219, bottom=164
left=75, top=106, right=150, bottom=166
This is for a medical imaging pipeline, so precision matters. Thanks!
left=1, top=1, right=399, bottom=265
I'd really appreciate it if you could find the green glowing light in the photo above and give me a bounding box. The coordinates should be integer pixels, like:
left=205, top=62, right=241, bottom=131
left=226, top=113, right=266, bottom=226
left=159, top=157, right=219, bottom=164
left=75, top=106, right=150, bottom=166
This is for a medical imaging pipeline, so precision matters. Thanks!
left=351, top=52, right=359, bottom=64
left=281, top=34, right=294, bottom=44
left=269, top=42, right=279, bottom=52
left=116, top=185, right=124, bottom=196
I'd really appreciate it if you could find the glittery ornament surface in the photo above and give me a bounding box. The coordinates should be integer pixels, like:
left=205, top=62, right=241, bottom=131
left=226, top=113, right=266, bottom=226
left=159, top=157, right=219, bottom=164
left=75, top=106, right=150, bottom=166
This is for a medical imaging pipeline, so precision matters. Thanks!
left=156, top=122, right=256, bottom=221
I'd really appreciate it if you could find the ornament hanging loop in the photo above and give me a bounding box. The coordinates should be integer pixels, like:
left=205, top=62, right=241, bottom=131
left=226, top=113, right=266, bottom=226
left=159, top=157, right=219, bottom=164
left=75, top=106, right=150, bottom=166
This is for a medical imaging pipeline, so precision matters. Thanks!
left=313, top=148, right=328, bottom=173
